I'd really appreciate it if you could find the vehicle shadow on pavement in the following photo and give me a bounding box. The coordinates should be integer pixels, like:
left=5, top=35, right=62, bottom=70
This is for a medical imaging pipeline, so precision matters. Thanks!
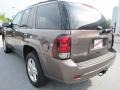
left=113, top=43, right=120, bottom=53
left=45, top=79, right=92, bottom=90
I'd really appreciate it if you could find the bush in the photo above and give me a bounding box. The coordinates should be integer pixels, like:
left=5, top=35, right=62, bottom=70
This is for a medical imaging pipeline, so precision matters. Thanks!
left=0, top=13, right=12, bottom=23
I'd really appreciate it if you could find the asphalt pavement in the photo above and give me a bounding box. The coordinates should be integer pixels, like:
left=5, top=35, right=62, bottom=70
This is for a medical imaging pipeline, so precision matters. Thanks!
left=0, top=36, right=120, bottom=90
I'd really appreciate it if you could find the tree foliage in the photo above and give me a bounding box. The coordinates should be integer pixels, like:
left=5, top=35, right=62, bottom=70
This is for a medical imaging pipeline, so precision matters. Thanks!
left=0, top=13, right=12, bottom=22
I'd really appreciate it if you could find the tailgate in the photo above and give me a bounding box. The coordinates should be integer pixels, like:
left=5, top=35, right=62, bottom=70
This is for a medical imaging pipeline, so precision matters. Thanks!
left=71, top=30, right=113, bottom=62
left=64, top=2, right=113, bottom=62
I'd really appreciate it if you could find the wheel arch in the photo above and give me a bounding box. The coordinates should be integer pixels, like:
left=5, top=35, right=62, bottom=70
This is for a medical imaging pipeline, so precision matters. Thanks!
left=23, top=45, right=38, bottom=60
left=23, top=45, right=46, bottom=72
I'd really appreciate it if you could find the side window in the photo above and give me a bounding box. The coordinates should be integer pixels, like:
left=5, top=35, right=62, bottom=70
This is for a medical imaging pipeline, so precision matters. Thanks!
left=36, top=3, right=61, bottom=29
left=27, top=8, right=35, bottom=28
left=21, top=9, right=31, bottom=27
left=12, top=11, right=24, bottom=28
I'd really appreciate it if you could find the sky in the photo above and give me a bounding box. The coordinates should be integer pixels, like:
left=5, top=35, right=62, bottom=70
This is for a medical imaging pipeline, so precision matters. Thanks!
left=0, top=0, right=119, bottom=19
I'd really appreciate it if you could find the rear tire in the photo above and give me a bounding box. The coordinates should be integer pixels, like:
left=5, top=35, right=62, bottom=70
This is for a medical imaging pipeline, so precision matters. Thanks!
left=3, top=39, right=12, bottom=53
left=26, top=51, right=48, bottom=87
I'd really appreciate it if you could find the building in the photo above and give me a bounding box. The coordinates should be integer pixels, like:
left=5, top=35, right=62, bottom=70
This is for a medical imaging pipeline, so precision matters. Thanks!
left=112, top=1, right=120, bottom=35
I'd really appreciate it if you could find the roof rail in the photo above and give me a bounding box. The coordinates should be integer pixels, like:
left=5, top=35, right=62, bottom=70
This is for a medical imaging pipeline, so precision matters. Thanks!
left=28, top=0, right=58, bottom=8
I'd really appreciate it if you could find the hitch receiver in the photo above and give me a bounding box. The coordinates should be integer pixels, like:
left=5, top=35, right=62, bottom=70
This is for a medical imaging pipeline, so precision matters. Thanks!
left=99, top=69, right=108, bottom=76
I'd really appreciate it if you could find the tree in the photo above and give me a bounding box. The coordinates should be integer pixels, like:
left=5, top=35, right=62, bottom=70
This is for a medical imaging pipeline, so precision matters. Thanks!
left=0, top=13, right=12, bottom=23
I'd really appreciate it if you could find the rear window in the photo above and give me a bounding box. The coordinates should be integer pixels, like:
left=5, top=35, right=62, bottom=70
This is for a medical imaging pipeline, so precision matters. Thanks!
left=65, top=2, right=110, bottom=30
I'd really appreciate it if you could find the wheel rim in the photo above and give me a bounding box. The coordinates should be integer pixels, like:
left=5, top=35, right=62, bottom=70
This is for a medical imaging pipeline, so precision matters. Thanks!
left=3, top=40, right=6, bottom=51
left=27, top=58, right=38, bottom=82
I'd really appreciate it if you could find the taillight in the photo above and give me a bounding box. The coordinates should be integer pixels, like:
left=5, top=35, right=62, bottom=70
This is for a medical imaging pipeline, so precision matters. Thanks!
left=52, top=35, right=71, bottom=60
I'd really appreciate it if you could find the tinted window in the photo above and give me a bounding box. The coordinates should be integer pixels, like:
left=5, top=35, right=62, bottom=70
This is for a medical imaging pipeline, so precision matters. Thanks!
left=21, top=9, right=31, bottom=27
left=27, top=8, right=35, bottom=28
left=36, top=3, right=61, bottom=29
left=12, top=11, right=24, bottom=26
left=65, top=2, right=110, bottom=30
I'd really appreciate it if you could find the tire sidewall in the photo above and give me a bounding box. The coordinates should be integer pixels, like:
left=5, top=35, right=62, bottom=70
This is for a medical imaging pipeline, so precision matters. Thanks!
left=26, top=52, right=48, bottom=87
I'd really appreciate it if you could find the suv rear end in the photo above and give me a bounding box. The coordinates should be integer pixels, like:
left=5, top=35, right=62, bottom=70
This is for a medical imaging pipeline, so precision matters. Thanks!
left=2, top=0, right=116, bottom=87
left=46, top=1, right=116, bottom=84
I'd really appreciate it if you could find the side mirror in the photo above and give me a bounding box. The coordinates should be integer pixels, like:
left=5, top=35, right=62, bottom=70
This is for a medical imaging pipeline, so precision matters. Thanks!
left=2, top=23, right=11, bottom=27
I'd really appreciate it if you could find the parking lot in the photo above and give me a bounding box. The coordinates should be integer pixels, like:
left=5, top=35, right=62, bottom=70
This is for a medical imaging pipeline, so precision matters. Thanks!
left=0, top=36, right=120, bottom=90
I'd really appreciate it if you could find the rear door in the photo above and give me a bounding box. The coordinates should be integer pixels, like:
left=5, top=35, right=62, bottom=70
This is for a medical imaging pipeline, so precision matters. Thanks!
left=14, top=7, right=35, bottom=55
left=64, top=2, right=113, bottom=62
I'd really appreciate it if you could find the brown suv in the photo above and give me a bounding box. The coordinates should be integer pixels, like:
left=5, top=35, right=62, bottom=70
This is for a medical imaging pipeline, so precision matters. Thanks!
left=2, top=0, right=116, bottom=87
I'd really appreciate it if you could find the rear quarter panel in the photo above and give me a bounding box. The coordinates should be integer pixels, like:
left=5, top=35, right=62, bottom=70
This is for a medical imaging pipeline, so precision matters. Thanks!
left=21, top=29, right=70, bottom=75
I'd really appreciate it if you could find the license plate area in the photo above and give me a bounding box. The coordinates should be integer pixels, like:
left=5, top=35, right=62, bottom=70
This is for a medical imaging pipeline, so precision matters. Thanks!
left=93, top=39, right=103, bottom=50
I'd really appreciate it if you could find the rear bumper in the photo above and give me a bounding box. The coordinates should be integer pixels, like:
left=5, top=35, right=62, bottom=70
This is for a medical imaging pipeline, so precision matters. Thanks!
left=45, top=50, right=116, bottom=84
